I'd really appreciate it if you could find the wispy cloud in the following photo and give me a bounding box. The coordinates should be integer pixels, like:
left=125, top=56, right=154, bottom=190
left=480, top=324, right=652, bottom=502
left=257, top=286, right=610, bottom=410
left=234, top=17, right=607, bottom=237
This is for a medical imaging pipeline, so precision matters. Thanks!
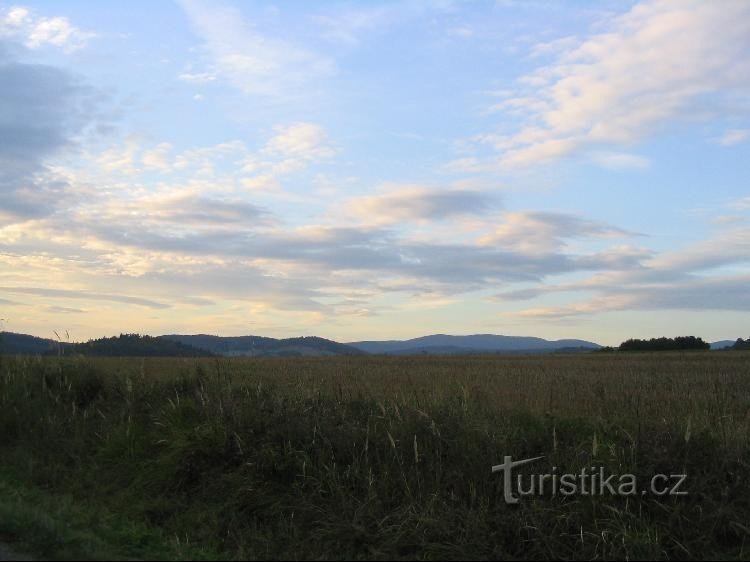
left=341, top=184, right=497, bottom=226
left=589, top=151, right=650, bottom=171
left=503, top=224, right=750, bottom=318
left=717, top=129, right=750, bottom=147
left=1, top=287, right=170, bottom=309
left=460, top=0, right=750, bottom=169
left=178, top=0, right=333, bottom=98
left=479, top=211, right=636, bottom=253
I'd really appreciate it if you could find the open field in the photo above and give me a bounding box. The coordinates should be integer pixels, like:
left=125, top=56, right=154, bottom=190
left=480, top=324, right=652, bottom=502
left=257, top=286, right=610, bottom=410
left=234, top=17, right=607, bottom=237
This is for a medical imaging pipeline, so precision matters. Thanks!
left=1, top=352, right=749, bottom=560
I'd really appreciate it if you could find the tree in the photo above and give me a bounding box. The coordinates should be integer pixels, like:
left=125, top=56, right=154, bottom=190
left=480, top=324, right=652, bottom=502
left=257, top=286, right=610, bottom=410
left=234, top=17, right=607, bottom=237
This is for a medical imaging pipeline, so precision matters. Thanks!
left=618, top=336, right=710, bottom=352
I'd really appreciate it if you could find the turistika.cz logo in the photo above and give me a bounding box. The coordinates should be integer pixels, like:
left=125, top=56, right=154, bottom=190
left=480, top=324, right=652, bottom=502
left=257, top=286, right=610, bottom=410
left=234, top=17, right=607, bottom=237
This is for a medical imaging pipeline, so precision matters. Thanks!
left=492, top=456, right=687, bottom=504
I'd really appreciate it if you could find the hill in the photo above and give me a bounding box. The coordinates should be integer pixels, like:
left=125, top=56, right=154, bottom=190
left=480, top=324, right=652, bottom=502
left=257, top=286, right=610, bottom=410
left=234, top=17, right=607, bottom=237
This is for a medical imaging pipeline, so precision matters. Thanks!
left=0, top=332, right=211, bottom=357
left=160, top=334, right=365, bottom=357
left=346, top=334, right=601, bottom=355
left=0, top=332, right=62, bottom=355
left=73, top=334, right=212, bottom=357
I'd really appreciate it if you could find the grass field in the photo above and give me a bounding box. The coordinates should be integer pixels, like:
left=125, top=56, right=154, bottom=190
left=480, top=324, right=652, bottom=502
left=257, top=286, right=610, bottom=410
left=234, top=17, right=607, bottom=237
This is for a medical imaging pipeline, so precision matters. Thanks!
left=1, top=352, right=749, bottom=560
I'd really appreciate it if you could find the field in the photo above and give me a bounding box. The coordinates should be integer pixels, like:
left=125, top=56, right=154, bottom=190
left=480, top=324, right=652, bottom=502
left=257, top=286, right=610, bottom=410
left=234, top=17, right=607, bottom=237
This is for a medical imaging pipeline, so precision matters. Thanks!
left=1, top=352, right=749, bottom=560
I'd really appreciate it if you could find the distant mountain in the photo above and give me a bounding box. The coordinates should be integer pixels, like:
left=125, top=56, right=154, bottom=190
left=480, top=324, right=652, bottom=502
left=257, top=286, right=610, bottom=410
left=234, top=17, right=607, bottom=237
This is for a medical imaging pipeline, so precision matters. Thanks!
left=710, top=340, right=736, bottom=350
left=161, top=334, right=365, bottom=357
left=347, top=334, right=601, bottom=355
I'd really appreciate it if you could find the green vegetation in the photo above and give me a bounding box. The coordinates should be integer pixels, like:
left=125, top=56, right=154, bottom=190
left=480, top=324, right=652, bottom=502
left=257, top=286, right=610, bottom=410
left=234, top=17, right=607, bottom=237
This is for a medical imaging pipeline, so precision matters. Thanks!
left=731, top=338, right=750, bottom=350
left=1, top=353, right=749, bottom=560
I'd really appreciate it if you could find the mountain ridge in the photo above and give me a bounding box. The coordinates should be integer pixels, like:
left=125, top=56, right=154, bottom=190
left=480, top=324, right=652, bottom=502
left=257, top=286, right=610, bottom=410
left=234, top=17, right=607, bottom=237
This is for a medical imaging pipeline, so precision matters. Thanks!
left=346, top=333, right=602, bottom=355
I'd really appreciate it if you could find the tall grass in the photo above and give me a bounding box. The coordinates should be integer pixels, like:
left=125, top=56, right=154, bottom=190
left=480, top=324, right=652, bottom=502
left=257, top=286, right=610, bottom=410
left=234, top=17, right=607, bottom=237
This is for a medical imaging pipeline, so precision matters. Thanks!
left=1, top=353, right=749, bottom=559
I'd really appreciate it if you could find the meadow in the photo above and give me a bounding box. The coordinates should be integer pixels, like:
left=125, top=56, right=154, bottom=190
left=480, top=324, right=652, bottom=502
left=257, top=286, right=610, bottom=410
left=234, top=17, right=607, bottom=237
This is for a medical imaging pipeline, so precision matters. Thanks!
left=1, top=352, right=749, bottom=560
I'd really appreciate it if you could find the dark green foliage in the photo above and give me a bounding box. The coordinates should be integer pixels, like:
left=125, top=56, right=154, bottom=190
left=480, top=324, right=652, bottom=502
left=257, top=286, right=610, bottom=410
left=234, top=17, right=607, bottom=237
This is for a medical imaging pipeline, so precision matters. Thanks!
left=731, top=338, right=750, bottom=350
left=619, top=336, right=710, bottom=351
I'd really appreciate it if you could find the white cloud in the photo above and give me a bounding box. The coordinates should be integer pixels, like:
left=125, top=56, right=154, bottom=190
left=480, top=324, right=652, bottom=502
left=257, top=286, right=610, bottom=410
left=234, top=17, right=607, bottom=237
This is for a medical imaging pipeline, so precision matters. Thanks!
left=0, top=6, right=95, bottom=52
left=730, top=197, right=750, bottom=211
left=590, top=151, right=650, bottom=171
left=178, top=0, right=333, bottom=97
left=312, top=7, right=392, bottom=45
left=261, top=122, right=335, bottom=161
left=177, top=71, right=217, bottom=84
left=94, top=123, right=333, bottom=192
left=717, top=129, right=750, bottom=147
left=141, top=143, right=173, bottom=171
left=470, top=0, right=750, bottom=169
left=448, top=25, right=473, bottom=39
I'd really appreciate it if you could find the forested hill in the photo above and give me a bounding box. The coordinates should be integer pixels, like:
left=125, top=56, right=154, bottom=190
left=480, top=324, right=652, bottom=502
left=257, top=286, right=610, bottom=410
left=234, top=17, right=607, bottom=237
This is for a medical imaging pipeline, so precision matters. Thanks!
left=160, top=334, right=365, bottom=357
left=161, top=334, right=365, bottom=357
left=74, top=334, right=213, bottom=357
left=0, top=332, right=211, bottom=357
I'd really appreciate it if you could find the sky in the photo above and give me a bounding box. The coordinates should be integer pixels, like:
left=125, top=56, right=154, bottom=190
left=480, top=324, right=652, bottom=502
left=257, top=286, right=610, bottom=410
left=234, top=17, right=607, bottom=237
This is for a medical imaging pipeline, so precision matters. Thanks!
left=0, top=0, right=748, bottom=345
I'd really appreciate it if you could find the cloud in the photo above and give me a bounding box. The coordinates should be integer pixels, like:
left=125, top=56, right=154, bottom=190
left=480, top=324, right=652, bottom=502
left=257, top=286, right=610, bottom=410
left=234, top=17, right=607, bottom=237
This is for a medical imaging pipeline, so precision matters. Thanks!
left=77, top=192, right=272, bottom=235
left=479, top=211, right=636, bottom=252
left=717, top=129, right=750, bottom=146
left=141, top=143, right=173, bottom=171
left=261, top=122, right=335, bottom=161
left=589, top=151, right=650, bottom=171
left=341, top=184, right=497, bottom=225
left=177, top=71, right=216, bottom=84
left=311, top=7, right=392, bottom=45
left=178, top=0, right=333, bottom=97
left=504, top=224, right=750, bottom=318
left=96, top=123, right=333, bottom=191
left=467, top=0, right=750, bottom=169
left=0, top=6, right=95, bottom=53
left=517, top=275, right=750, bottom=319
left=0, top=45, right=94, bottom=222
left=45, top=305, right=86, bottom=314
left=0, top=287, right=170, bottom=309
left=730, top=197, right=750, bottom=211
left=447, top=25, right=473, bottom=39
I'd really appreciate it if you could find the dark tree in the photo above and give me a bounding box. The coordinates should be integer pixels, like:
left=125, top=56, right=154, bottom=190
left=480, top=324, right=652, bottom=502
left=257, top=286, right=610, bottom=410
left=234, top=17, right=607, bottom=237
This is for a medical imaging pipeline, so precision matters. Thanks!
left=619, top=336, right=710, bottom=352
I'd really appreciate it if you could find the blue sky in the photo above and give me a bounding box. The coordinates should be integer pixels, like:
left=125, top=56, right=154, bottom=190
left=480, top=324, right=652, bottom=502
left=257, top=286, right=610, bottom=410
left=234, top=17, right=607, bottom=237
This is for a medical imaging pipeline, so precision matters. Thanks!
left=0, top=0, right=748, bottom=344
